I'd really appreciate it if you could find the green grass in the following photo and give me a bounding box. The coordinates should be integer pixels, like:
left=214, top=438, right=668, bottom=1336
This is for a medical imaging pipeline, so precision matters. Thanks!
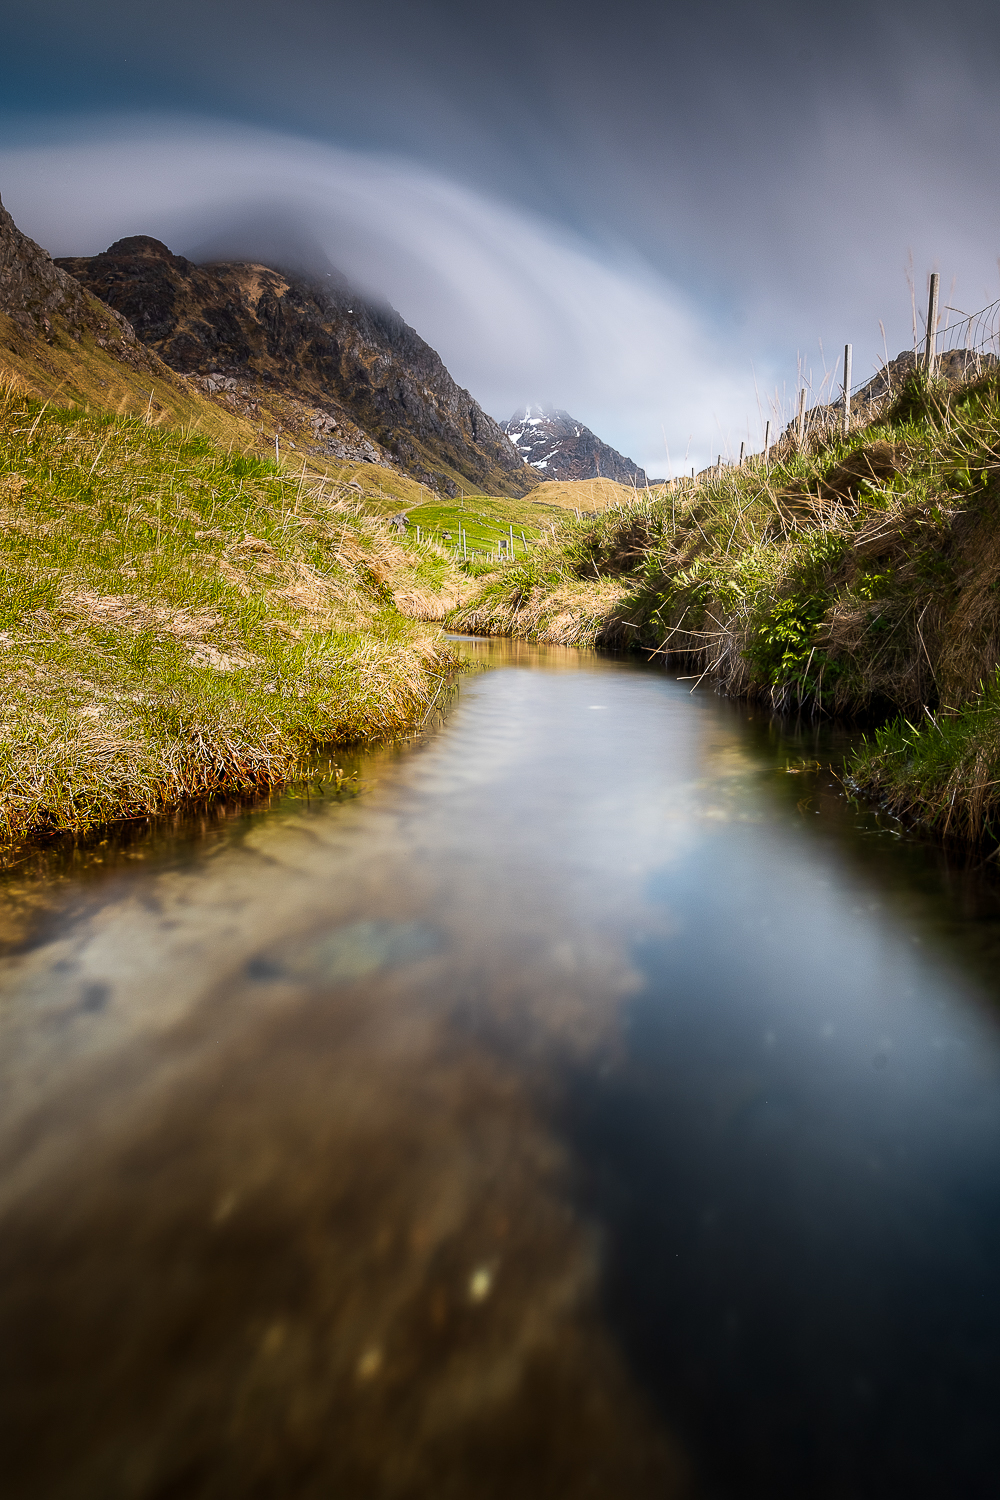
left=449, top=365, right=1000, bottom=844
left=0, top=386, right=460, bottom=846
left=400, top=494, right=563, bottom=565
left=850, top=679, right=1000, bottom=844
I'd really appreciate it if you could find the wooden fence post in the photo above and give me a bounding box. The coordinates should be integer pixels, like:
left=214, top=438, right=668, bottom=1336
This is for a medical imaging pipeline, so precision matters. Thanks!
left=842, top=344, right=852, bottom=438
left=739, top=441, right=745, bottom=466
left=763, top=421, right=771, bottom=466
left=796, top=387, right=807, bottom=446
left=924, top=272, right=940, bottom=373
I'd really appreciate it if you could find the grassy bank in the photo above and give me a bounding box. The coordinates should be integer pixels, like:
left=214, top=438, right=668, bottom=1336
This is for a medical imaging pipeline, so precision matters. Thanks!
left=0, top=385, right=463, bottom=846
left=848, top=690, right=1000, bottom=844
left=0, top=301, right=501, bottom=515
left=451, top=367, right=1000, bottom=844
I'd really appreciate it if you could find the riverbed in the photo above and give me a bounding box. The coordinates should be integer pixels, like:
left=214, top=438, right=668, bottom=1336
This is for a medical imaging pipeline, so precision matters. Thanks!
left=2, top=639, right=1000, bottom=1498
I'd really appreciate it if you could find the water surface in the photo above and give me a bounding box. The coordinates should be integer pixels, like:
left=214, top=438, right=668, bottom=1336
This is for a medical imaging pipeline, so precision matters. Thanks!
left=3, top=639, right=1000, bottom=1498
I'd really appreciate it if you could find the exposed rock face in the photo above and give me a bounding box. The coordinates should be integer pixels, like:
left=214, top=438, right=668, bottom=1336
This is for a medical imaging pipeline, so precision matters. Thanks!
left=58, top=238, right=534, bottom=495
left=501, top=406, right=647, bottom=487
left=0, top=193, right=161, bottom=373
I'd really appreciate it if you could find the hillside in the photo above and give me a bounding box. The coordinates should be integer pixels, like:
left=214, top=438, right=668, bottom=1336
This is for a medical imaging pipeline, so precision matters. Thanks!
left=0, top=192, right=512, bottom=517
left=58, top=238, right=535, bottom=498
left=523, top=477, right=641, bottom=511
left=0, top=383, right=467, bottom=846
left=452, top=363, right=1000, bottom=845
left=0, top=193, right=273, bottom=450
left=502, top=405, right=648, bottom=486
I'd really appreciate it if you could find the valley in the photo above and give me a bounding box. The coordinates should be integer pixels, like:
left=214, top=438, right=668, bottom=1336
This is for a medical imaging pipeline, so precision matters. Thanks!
left=6, top=185, right=1000, bottom=856
left=7, top=9, right=1000, bottom=1499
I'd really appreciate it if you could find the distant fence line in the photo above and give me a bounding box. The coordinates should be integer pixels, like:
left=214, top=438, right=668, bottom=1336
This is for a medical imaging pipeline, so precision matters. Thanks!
left=756, top=274, right=1000, bottom=464
left=668, top=273, right=1000, bottom=484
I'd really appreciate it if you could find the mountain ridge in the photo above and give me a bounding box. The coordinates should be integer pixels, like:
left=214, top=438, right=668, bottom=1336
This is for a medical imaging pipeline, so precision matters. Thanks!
left=0, top=191, right=282, bottom=452
left=501, top=405, right=647, bottom=487
left=57, top=237, right=535, bottom=497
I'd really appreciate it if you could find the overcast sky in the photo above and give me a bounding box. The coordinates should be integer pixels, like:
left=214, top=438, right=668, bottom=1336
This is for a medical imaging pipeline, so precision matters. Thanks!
left=2, top=0, right=1000, bottom=475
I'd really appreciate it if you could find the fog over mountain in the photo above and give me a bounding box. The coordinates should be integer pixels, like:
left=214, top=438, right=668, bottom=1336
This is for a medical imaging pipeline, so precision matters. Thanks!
left=2, top=1, right=1000, bottom=474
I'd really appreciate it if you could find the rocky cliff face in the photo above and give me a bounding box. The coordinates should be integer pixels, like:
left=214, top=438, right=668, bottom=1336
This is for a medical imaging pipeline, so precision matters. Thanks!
left=0, top=194, right=163, bottom=375
left=58, top=238, right=534, bottom=495
left=501, top=406, right=647, bottom=487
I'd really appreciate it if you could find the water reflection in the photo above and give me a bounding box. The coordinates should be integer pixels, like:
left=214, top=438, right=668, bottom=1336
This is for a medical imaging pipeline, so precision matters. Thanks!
left=569, top=822, right=1000, bottom=1497
left=1, top=639, right=1000, bottom=1497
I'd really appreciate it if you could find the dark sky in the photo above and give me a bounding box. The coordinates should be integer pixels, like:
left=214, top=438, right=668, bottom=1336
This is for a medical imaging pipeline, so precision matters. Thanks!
left=3, top=0, right=1000, bottom=472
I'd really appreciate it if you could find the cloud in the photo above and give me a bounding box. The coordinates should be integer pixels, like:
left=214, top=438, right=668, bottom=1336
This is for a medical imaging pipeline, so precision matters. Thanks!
left=5, top=6, right=1000, bottom=474
left=6, top=0, right=1000, bottom=481
left=0, top=116, right=762, bottom=475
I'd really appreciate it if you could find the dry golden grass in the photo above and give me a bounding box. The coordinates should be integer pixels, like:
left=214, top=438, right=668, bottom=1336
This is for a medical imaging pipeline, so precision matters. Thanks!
left=523, top=478, right=640, bottom=512
left=456, top=575, right=632, bottom=646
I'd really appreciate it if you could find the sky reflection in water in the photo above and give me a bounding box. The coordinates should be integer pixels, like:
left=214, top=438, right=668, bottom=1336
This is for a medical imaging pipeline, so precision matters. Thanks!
left=1, top=639, right=1000, bottom=1498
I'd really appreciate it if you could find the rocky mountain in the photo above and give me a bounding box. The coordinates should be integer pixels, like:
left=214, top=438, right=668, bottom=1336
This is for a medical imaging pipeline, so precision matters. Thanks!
left=57, top=238, right=534, bottom=496
left=1, top=193, right=164, bottom=377
left=501, top=406, right=647, bottom=487
left=0, top=191, right=266, bottom=448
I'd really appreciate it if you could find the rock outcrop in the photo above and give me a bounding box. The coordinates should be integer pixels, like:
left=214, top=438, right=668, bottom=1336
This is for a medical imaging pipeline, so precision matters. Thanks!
left=501, top=406, right=647, bottom=487
left=0, top=193, right=163, bottom=375
left=58, top=238, right=535, bottom=495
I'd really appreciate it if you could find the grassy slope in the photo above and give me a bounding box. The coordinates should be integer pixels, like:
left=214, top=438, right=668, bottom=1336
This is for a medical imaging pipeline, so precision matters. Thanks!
left=523, top=477, right=646, bottom=511
left=398, top=493, right=571, bottom=563
left=0, top=308, right=266, bottom=452
left=451, top=368, right=1000, bottom=843
left=1, top=308, right=490, bottom=515
left=0, top=384, right=466, bottom=845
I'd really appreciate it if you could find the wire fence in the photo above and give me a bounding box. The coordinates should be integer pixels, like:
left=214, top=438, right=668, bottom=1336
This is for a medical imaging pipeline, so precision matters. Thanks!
left=687, top=277, right=1000, bottom=478
left=843, top=288, right=1000, bottom=409
left=784, top=284, right=1000, bottom=456
left=928, top=296, right=1000, bottom=361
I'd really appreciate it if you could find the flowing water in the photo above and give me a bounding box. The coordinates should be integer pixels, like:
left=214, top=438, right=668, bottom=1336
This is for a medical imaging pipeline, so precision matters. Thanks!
left=3, top=639, right=1000, bottom=1499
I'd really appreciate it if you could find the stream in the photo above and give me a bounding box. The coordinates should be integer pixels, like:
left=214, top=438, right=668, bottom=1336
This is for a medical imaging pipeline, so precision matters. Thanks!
left=3, top=638, right=1000, bottom=1499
